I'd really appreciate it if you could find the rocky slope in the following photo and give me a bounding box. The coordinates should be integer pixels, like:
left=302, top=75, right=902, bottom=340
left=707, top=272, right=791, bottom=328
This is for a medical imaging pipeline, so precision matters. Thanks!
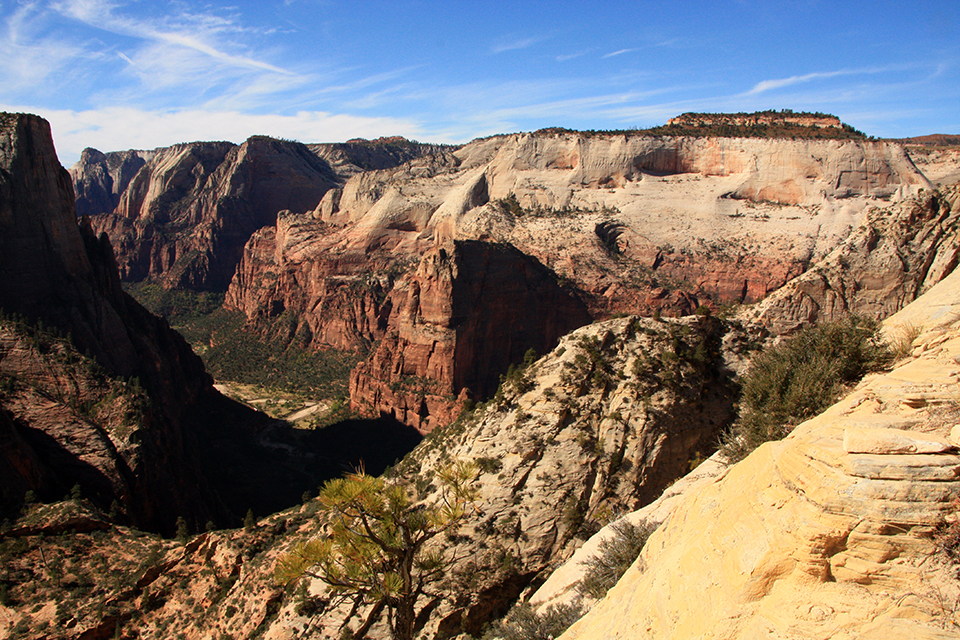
left=250, top=312, right=745, bottom=639
left=0, top=310, right=746, bottom=640
left=225, top=127, right=932, bottom=430
left=72, top=136, right=440, bottom=290
left=560, top=265, right=960, bottom=640
left=906, top=144, right=960, bottom=188
left=745, top=185, right=960, bottom=334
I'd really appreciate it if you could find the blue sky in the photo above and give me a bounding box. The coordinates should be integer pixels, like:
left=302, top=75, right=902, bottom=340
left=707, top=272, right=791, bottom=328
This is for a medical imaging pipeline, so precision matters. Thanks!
left=2, top=0, right=958, bottom=165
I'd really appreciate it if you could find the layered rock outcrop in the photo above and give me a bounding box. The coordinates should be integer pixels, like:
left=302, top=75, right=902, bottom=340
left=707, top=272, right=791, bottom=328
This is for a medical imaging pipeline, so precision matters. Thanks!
left=561, top=266, right=960, bottom=640
left=73, top=136, right=440, bottom=290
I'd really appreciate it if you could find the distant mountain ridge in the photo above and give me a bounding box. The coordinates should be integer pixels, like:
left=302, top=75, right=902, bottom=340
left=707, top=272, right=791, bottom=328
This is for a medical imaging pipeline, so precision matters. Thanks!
left=72, top=136, right=443, bottom=290
left=893, top=133, right=960, bottom=147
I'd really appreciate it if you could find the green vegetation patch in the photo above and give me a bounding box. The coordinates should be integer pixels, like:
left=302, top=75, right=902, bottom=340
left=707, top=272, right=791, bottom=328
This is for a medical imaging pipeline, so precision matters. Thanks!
left=721, top=315, right=891, bottom=462
left=578, top=519, right=657, bottom=600
left=198, top=311, right=361, bottom=397
left=123, top=282, right=224, bottom=322
left=483, top=601, right=585, bottom=640
left=536, top=110, right=869, bottom=141
left=123, top=283, right=361, bottom=397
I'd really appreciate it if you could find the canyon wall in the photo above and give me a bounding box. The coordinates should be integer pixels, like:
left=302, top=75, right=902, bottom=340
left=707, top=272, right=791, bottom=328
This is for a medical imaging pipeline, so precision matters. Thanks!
left=225, top=129, right=934, bottom=430
left=349, top=240, right=592, bottom=432
left=0, top=113, right=224, bottom=530
left=72, top=136, right=440, bottom=290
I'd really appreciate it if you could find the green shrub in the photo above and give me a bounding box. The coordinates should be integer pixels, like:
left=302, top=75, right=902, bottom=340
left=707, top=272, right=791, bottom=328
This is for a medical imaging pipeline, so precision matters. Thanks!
left=577, top=519, right=657, bottom=600
left=935, top=499, right=960, bottom=567
left=721, top=315, right=891, bottom=462
left=484, top=601, right=584, bottom=640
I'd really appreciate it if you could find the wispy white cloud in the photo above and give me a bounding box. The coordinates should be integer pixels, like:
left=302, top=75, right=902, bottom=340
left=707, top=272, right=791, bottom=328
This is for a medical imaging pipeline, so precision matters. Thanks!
left=746, top=70, right=854, bottom=94
left=602, top=48, right=636, bottom=59
left=557, top=50, right=590, bottom=62
left=1, top=103, right=428, bottom=165
left=492, top=35, right=542, bottom=54
left=0, top=2, right=87, bottom=92
left=52, top=0, right=295, bottom=75
left=744, top=65, right=912, bottom=96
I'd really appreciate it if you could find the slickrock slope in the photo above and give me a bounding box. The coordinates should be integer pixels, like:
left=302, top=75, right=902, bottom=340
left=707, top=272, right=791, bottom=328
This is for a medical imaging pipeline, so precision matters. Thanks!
left=0, top=113, right=224, bottom=530
left=746, top=185, right=960, bottom=334
left=561, top=267, right=960, bottom=640
left=73, top=137, right=439, bottom=290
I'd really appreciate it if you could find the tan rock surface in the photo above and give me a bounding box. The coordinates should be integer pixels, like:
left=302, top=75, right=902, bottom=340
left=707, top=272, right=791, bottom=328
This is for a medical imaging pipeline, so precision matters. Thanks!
left=906, top=145, right=960, bottom=187
left=560, top=262, right=960, bottom=640
left=745, top=185, right=960, bottom=334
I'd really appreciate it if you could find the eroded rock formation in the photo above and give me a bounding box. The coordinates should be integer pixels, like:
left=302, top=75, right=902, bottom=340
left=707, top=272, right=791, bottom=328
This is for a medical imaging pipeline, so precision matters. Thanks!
left=561, top=267, right=960, bottom=640
left=349, top=240, right=592, bottom=432
left=73, top=136, right=440, bottom=290
left=746, top=185, right=960, bottom=334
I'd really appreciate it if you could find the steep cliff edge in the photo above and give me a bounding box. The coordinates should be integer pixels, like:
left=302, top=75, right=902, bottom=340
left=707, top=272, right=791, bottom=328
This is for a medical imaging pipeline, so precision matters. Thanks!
left=250, top=312, right=744, bottom=639
left=0, top=312, right=745, bottom=640
left=0, top=113, right=224, bottom=530
left=561, top=267, right=960, bottom=640
left=349, top=240, right=592, bottom=432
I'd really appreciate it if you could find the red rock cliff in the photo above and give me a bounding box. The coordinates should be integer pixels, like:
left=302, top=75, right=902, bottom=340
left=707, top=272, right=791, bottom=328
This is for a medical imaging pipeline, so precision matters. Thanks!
left=349, top=240, right=592, bottom=432
left=0, top=113, right=225, bottom=531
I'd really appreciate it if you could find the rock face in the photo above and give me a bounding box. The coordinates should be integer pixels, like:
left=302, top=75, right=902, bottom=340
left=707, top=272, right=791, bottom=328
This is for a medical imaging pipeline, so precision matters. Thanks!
left=0, top=113, right=224, bottom=530
left=746, top=185, right=960, bottom=334
left=561, top=266, right=960, bottom=640
left=72, top=136, right=439, bottom=290
left=226, top=128, right=931, bottom=430
left=349, top=240, right=592, bottom=432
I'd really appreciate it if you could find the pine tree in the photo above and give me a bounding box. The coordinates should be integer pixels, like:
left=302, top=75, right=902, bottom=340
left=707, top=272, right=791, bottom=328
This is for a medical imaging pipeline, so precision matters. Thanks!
left=275, top=461, right=478, bottom=640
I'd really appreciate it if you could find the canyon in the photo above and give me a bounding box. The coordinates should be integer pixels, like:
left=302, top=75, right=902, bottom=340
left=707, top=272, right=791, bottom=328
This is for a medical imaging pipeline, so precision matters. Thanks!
left=1, top=111, right=959, bottom=640
left=76, top=122, right=936, bottom=432
left=0, top=115, right=423, bottom=536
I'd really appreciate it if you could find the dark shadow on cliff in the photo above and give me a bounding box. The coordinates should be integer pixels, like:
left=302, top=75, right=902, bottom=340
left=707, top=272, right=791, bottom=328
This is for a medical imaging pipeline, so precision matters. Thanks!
left=188, top=391, right=421, bottom=525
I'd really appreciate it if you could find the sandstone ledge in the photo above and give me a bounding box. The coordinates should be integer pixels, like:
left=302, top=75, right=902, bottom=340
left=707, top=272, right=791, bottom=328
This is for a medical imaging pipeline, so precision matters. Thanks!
left=561, top=267, right=960, bottom=640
